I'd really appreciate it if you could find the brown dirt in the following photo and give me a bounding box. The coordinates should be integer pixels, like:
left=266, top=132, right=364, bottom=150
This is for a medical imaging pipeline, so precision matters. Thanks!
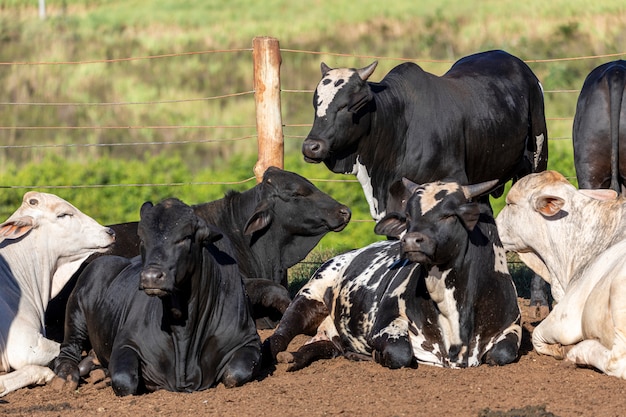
left=2, top=298, right=625, bottom=417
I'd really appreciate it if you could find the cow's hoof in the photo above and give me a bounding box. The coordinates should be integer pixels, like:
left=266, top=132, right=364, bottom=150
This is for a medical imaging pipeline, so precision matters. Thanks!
left=86, top=368, right=108, bottom=384
left=276, top=351, right=294, bottom=364
left=49, top=375, right=78, bottom=392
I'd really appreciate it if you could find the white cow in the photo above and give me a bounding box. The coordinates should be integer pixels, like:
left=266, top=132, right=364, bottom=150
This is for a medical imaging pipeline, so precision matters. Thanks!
left=495, top=170, right=626, bottom=378
left=0, top=191, right=115, bottom=396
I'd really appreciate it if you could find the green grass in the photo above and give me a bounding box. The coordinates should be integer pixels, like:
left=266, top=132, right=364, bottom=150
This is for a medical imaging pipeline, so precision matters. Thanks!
left=0, top=0, right=625, bottom=264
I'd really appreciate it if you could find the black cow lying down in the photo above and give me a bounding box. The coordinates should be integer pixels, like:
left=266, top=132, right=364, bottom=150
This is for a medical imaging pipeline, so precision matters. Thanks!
left=53, top=198, right=261, bottom=395
left=45, top=167, right=351, bottom=334
left=264, top=178, right=521, bottom=371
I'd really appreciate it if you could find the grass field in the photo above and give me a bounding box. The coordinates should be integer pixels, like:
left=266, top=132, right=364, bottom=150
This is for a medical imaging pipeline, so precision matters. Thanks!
left=1, top=0, right=626, bottom=253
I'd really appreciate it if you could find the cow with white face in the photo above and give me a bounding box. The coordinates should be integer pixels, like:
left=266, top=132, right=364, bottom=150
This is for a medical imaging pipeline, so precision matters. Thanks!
left=302, top=50, right=550, bottom=312
left=0, top=192, right=115, bottom=396
left=263, top=179, right=521, bottom=371
left=496, top=170, right=626, bottom=378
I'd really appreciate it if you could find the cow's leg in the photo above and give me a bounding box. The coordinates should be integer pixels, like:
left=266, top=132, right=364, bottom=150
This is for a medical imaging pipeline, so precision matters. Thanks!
left=278, top=340, right=343, bottom=372
left=483, top=324, right=522, bottom=366
left=567, top=290, right=626, bottom=378
left=531, top=313, right=576, bottom=359
left=53, top=280, right=94, bottom=392
left=108, top=346, right=141, bottom=396
left=243, top=278, right=291, bottom=329
left=370, top=298, right=414, bottom=369
left=529, top=273, right=551, bottom=320
left=0, top=331, right=60, bottom=396
left=0, top=365, right=56, bottom=397
left=371, top=335, right=414, bottom=369
left=221, top=345, right=261, bottom=388
left=262, top=295, right=330, bottom=363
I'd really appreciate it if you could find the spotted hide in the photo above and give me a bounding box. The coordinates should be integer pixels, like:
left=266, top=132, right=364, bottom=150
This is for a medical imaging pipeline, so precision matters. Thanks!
left=302, top=49, right=550, bottom=312
left=302, top=50, right=547, bottom=221
left=53, top=198, right=261, bottom=396
left=263, top=179, right=521, bottom=371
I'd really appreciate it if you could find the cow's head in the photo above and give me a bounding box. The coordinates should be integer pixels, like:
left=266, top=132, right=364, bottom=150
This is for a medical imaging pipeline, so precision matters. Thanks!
left=375, top=178, right=498, bottom=265
left=495, top=170, right=618, bottom=294
left=243, top=167, right=351, bottom=238
left=138, top=198, right=220, bottom=297
left=302, top=61, right=377, bottom=171
left=0, top=191, right=116, bottom=298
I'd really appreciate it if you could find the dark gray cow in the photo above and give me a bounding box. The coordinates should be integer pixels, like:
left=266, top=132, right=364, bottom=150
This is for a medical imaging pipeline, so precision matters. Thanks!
left=45, top=167, right=351, bottom=333
left=54, top=198, right=261, bottom=395
left=263, top=179, right=521, bottom=371
left=574, top=60, right=626, bottom=193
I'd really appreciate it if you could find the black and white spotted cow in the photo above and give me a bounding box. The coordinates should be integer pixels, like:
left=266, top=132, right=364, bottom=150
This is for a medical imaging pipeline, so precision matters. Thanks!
left=302, top=49, right=547, bottom=221
left=263, top=179, right=521, bottom=371
left=302, top=49, right=550, bottom=311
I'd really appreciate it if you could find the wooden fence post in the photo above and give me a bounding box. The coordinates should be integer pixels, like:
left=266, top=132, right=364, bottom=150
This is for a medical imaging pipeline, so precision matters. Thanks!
left=252, top=36, right=284, bottom=182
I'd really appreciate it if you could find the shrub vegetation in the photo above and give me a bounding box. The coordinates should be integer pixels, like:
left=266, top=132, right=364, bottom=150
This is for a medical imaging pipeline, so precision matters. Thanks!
left=1, top=0, right=625, bottom=281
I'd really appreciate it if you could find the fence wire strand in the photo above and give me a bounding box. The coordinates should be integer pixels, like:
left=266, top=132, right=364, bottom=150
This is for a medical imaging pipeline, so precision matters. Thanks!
left=2, top=46, right=624, bottom=194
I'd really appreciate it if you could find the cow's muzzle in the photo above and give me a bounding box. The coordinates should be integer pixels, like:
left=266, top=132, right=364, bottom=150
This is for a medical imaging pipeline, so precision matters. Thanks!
left=302, top=138, right=328, bottom=162
left=401, top=232, right=434, bottom=264
left=140, top=266, right=172, bottom=297
left=331, top=206, right=352, bottom=231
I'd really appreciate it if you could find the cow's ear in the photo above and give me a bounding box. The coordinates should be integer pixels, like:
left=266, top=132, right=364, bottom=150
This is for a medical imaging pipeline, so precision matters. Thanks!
left=374, top=213, right=406, bottom=239
left=534, top=195, right=565, bottom=217
left=456, top=203, right=481, bottom=231
left=197, top=222, right=223, bottom=244
left=0, top=216, right=35, bottom=240
left=348, top=88, right=373, bottom=114
left=140, top=201, right=154, bottom=218
left=243, top=201, right=273, bottom=236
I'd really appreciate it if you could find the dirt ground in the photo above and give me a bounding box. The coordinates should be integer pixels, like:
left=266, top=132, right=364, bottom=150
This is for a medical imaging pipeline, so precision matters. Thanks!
left=2, top=298, right=626, bottom=417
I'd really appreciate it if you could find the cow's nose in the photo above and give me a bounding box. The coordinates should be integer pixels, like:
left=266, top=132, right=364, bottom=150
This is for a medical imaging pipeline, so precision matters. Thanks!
left=140, top=266, right=167, bottom=290
left=402, top=233, right=424, bottom=251
left=339, top=206, right=351, bottom=222
left=302, top=139, right=327, bottom=160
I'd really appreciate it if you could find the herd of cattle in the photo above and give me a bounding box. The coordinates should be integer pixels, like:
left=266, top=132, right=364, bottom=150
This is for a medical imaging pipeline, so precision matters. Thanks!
left=0, top=50, right=625, bottom=397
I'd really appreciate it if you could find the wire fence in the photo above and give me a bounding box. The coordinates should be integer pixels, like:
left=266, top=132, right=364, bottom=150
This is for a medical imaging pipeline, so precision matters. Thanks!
left=1, top=44, right=625, bottom=192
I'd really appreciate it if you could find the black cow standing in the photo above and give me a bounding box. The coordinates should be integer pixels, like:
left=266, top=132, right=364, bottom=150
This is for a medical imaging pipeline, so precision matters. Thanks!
left=302, top=49, right=550, bottom=311
left=263, top=179, right=521, bottom=371
left=573, top=60, right=626, bottom=193
left=45, top=167, right=351, bottom=333
left=54, top=198, right=261, bottom=396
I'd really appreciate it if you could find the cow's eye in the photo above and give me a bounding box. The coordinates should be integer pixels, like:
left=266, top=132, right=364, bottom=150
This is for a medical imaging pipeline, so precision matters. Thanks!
left=57, top=212, right=73, bottom=219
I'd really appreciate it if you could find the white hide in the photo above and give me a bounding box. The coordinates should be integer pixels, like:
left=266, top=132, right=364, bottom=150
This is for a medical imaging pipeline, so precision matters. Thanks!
left=0, top=191, right=114, bottom=396
left=496, top=170, right=626, bottom=378
left=315, top=68, right=354, bottom=118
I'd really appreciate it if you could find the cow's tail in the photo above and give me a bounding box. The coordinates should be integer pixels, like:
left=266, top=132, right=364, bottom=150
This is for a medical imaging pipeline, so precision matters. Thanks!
left=607, top=65, right=626, bottom=194
left=527, top=80, right=549, bottom=175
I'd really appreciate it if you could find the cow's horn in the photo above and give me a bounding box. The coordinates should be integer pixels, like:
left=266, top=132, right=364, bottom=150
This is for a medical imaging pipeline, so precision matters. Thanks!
left=461, top=179, right=499, bottom=199
left=401, top=177, right=421, bottom=195
left=321, top=62, right=332, bottom=76
left=357, top=61, right=378, bottom=81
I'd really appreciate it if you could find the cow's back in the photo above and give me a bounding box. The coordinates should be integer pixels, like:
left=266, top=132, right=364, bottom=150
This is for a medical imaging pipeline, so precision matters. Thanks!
left=573, top=60, right=626, bottom=192
left=370, top=50, right=545, bottom=193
